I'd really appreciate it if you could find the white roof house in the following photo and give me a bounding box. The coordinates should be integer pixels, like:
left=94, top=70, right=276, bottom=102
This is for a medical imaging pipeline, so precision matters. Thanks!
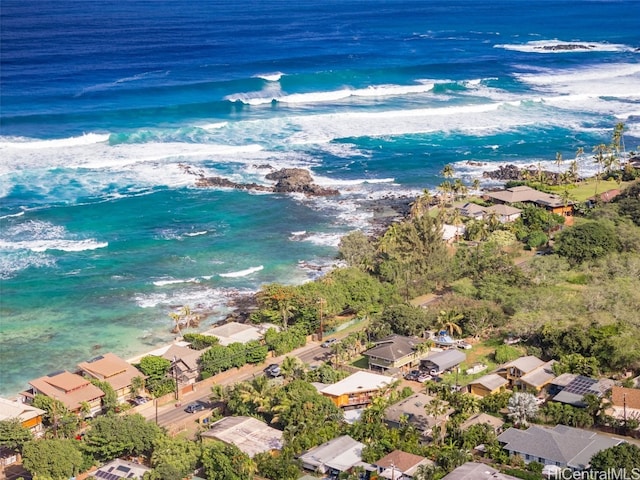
left=320, top=371, right=394, bottom=408
left=201, top=416, right=283, bottom=457
left=299, top=435, right=365, bottom=474
left=0, top=397, right=46, bottom=436
left=202, top=321, right=270, bottom=346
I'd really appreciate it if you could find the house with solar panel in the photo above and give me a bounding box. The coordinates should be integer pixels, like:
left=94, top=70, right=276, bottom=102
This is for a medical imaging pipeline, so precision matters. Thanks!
left=90, top=458, right=151, bottom=480
left=548, top=373, right=614, bottom=408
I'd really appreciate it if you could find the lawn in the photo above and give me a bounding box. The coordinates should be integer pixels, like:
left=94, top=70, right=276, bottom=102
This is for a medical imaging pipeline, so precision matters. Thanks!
left=546, top=178, right=631, bottom=202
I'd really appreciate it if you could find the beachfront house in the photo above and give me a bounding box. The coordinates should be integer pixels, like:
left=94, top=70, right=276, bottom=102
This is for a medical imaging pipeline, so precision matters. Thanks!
left=320, top=371, right=394, bottom=409
left=22, top=370, right=105, bottom=417
left=497, top=424, right=624, bottom=470
left=363, top=334, right=429, bottom=373
left=202, top=321, right=271, bottom=346
left=374, top=450, right=433, bottom=479
left=201, top=416, right=283, bottom=458
left=484, top=185, right=573, bottom=224
left=458, top=202, right=522, bottom=224
left=467, top=373, right=509, bottom=398
left=384, top=392, right=453, bottom=439
left=298, top=435, right=366, bottom=476
left=496, top=355, right=556, bottom=393
left=0, top=397, right=46, bottom=437
left=154, top=343, right=202, bottom=386
left=78, top=353, right=144, bottom=404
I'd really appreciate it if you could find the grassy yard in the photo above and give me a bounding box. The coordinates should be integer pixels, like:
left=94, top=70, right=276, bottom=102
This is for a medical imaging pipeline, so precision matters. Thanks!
left=546, top=178, right=631, bottom=202
left=350, top=356, right=369, bottom=369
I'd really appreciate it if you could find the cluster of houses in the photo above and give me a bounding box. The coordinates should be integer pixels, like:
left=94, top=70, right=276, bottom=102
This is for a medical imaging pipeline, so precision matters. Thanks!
left=3, top=324, right=640, bottom=477
left=441, top=184, right=577, bottom=242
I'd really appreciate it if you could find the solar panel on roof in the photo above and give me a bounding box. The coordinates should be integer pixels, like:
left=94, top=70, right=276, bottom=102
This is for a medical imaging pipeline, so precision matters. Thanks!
left=89, top=355, right=105, bottom=362
left=47, top=370, right=65, bottom=377
left=563, top=377, right=598, bottom=396
left=116, top=466, right=130, bottom=473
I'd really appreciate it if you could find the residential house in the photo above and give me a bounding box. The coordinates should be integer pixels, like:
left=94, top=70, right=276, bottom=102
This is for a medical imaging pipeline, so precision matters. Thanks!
left=78, top=353, right=145, bottom=404
left=467, top=373, right=509, bottom=398
left=202, top=321, right=273, bottom=346
left=607, top=386, right=640, bottom=424
left=497, top=424, right=624, bottom=470
left=496, top=356, right=556, bottom=393
left=201, top=416, right=283, bottom=457
left=460, top=412, right=504, bottom=434
left=374, top=450, right=433, bottom=479
left=384, top=392, right=453, bottom=439
left=441, top=462, right=520, bottom=480
left=298, top=435, right=365, bottom=476
left=91, top=458, right=151, bottom=480
left=442, top=224, right=466, bottom=243
left=320, top=371, right=393, bottom=409
left=156, top=343, right=202, bottom=385
left=0, top=397, right=46, bottom=438
left=550, top=374, right=614, bottom=408
left=484, top=185, right=573, bottom=223
left=363, top=335, right=428, bottom=372
left=587, top=188, right=621, bottom=206
left=458, top=202, right=522, bottom=224
left=420, top=349, right=466, bottom=375
left=23, top=370, right=105, bottom=417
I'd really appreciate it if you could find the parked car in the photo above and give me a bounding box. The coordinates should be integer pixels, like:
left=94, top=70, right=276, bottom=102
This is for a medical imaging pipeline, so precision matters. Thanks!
left=457, top=341, right=472, bottom=350
left=130, top=395, right=149, bottom=406
left=264, top=363, right=281, bottom=377
left=404, top=370, right=422, bottom=381
left=321, top=338, right=337, bottom=348
left=417, top=372, right=432, bottom=383
left=184, top=402, right=206, bottom=414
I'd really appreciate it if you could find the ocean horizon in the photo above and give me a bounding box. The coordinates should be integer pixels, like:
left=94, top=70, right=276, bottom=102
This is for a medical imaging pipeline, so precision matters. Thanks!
left=1, top=0, right=639, bottom=397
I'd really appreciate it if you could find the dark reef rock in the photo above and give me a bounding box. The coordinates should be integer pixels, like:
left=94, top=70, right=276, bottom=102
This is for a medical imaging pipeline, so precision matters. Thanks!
left=483, top=164, right=564, bottom=184
left=186, top=164, right=339, bottom=197
left=266, top=168, right=339, bottom=196
left=535, top=44, right=595, bottom=51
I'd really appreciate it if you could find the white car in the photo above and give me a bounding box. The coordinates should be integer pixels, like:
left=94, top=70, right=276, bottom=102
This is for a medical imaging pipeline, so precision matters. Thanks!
left=457, top=341, right=472, bottom=350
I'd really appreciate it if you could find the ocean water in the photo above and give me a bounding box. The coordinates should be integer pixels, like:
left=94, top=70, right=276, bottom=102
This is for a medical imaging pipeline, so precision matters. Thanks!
left=1, top=0, right=639, bottom=397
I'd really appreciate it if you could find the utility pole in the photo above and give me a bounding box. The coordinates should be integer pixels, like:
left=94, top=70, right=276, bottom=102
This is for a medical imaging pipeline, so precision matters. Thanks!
left=172, top=356, right=179, bottom=401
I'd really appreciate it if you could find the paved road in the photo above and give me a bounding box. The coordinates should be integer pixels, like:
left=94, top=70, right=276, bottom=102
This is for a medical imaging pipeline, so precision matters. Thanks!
left=139, top=339, right=331, bottom=430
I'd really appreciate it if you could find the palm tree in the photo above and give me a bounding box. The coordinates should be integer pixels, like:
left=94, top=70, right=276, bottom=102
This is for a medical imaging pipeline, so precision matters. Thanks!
left=438, top=180, right=453, bottom=206
left=425, top=397, right=449, bottom=443
left=592, top=143, right=609, bottom=197
left=555, top=151, right=563, bottom=172
left=410, top=189, right=433, bottom=219
left=441, top=163, right=455, bottom=179
left=437, top=310, right=463, bottom=337
left=472, top=178, right=481, bottom=193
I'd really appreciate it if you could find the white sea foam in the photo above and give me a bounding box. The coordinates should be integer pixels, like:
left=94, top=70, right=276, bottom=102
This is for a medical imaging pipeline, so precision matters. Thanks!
left=225, top=82, right=435, bottom=106
left=254, top=72, right=284, bottom=82
left=495, top=39, right=633, bottom=54
left=0, top=133, right=110, bottom=150
left=76, top=70, right=170, bottom=96
left=219, top=265, right=264, bottom=277
left=0, top=211, right=25, bottom=220
left=0, top=239, right=108, bottom=252
left=184, top=231, right=208, bottom=237
left=0, top=251, right=56, bottom=280
left=300, top=233, right=342, bottom=247
left=152, top=277, right=201, bottom=286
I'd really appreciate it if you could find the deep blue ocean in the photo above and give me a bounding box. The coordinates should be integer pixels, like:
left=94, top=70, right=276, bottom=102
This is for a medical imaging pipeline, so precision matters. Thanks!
left=1, top=0, right=639, bottom=396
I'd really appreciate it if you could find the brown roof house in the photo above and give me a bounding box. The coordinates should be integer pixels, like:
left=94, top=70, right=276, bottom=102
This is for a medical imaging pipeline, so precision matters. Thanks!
left=78, top=353, right=145, bottom=404
left=0, top=397, right=46, bottom=437
left=363, top=335, right=429, bottom=372
left=460, top=412, right=504, bottom=434
left=374, top=450, right=433, bottom=479
left=384, top=392, right=454, bottom=440
left=484, top=185, right=573, bottom=224
left=496, top=356, right=556, bottom=393
left=608, top=386, right=640, bottom=424
left=152, top=343, right=203, bottom=385
left=24, top=370, right=105, bottom=417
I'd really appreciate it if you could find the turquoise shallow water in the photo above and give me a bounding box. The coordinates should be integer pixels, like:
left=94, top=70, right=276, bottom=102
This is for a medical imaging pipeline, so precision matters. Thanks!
left=1, top=0, right=639, bottom=396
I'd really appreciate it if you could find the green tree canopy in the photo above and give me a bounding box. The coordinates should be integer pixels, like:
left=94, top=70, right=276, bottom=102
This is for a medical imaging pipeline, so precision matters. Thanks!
left=149, top=435, right=201, bottom=479
left=589, top=443, right=640, bottom=472
left=0, top=419, right=32, bottom=452
left=554, top=221, right=620, bottom=265
left=22, top=438, right=84, bottom=480
left=201, top=440, right=255, bottom=480
left=82, top=413, right=162, bottom=462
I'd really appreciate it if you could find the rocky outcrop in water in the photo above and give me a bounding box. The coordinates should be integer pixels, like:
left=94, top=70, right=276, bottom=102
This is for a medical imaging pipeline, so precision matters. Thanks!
left=483, top=164, right=563, bottom=184
left=181, top=164, right=339, bottom=197
left=535, top=44, right=595, bottom=51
